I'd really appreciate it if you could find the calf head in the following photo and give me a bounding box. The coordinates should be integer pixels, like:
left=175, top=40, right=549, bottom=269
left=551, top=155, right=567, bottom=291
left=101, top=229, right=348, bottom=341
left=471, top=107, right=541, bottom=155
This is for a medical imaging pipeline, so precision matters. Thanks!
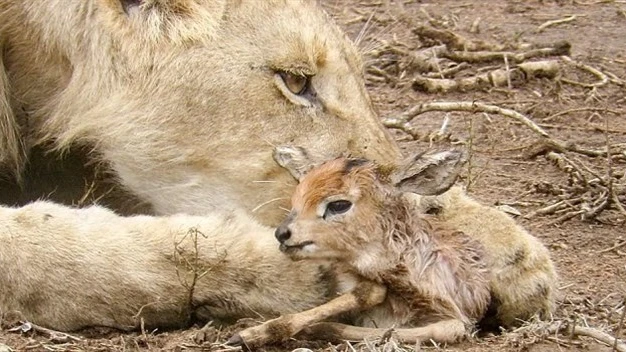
left=274, top=147, right=467, bottom=261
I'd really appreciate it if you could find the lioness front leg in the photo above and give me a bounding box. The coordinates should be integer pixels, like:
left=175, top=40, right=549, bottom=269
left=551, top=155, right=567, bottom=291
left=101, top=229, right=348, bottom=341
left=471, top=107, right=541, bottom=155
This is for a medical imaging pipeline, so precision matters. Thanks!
left=0, top=202, right=334, bottom=331
left=228, top=281, right=387, bottom=349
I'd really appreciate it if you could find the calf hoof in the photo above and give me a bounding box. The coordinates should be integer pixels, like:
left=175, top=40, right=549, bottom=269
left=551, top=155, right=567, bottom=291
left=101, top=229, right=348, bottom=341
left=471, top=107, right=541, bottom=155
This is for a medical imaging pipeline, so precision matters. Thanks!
left=226, top=333, right=243, bottom=346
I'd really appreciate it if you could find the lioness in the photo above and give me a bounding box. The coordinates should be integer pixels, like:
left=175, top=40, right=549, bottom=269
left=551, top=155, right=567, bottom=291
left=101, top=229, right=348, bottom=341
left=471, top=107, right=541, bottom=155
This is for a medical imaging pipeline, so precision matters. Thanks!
left=0, top=0, right=400, bottom=223
left=0, top=0, right=555, bottom=337
left=0, top=0, right=401, bottom=331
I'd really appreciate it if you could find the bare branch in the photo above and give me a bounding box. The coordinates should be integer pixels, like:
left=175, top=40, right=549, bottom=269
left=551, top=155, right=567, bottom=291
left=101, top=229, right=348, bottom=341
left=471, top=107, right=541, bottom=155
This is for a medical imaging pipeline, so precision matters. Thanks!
left=443, top=42, right=571, bottom=64
left=400, top=101, right=550, bottom=138
left=560, top=56, right=610, bottom=88
left=536, top=15, right=581, bottom=33
left=545, top=322, right=626, bottom=352
left=412, top=60, right=561, bottom=93
left=412, top=24, right=503, bottom=51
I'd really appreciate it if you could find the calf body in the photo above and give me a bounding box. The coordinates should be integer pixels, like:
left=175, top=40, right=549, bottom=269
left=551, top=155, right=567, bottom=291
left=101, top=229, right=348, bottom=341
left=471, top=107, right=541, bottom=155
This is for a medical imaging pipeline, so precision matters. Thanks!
left=275, top=146, right=558, bottom=329
left=233, top=153, right=492, bottom=347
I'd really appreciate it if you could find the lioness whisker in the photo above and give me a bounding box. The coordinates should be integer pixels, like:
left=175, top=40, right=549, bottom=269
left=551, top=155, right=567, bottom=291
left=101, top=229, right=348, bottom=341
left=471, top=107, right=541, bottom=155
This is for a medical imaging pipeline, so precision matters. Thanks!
left=359, top=20, right=402, bottom=56
left=354, top=12, right=376, bottom=48
left=252, top=197, right=287, bottom=213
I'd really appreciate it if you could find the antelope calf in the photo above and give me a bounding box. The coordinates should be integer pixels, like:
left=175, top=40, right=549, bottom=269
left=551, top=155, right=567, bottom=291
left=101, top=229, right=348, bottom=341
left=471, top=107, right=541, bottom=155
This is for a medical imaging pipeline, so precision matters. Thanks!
left=272, top=145, right=558, bottom=328
left=230, top=150, right=492, bottom=347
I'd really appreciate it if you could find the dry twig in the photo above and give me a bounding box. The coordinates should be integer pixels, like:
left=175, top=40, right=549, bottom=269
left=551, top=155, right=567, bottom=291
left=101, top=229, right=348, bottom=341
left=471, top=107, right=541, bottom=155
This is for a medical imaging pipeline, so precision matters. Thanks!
left=443, top=42, right=570, bottom=64
left=395, top=101, right=551, bottom=137
left=387, top=101, right=625, bottom=159
left=412, top=24, right=503, bottom=51
left=412, top=60, right=560, bottom=93
left=542, top=107, right=622, bottom=123
left=560, top=56, right=610, bottom=88
left=600, top=240, right=626, bottom=254
left=546, top=322, right=626, bottom=352
left=174, top=228, right=227, bottom=323
left=536, top=15, right=581, bottom=33
left=8, top=321, right=82, bottom=344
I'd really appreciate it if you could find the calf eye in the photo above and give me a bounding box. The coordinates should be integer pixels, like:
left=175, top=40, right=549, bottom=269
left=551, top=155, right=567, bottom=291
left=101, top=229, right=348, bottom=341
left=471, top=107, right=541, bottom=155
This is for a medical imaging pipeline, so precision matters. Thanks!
left=279, top=72, right=309, bottom=95
left=324, top=200, right=353, bottom=218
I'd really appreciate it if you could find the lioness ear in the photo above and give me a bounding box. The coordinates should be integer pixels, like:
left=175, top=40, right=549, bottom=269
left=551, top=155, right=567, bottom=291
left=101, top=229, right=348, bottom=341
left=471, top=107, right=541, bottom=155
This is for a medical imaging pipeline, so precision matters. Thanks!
left=113, top=0, right=227, bottom=43
left=390, top=149, right=468, bottom=196
left=119, top=0, right=142, bottom=15
left=273, top=146, right=316, bottom=181
left=119, top=0, right=218, bottom=16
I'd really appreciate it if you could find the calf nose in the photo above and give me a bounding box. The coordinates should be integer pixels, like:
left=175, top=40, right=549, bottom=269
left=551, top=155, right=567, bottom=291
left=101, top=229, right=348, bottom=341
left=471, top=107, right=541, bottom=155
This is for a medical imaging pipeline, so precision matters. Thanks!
left=275, top=226, right=292, bottom=243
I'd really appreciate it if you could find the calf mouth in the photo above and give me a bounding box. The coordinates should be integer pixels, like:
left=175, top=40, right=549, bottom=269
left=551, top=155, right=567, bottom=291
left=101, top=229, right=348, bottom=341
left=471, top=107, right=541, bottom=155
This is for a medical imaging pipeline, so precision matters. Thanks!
left=279, top=241, right=315, bottom=255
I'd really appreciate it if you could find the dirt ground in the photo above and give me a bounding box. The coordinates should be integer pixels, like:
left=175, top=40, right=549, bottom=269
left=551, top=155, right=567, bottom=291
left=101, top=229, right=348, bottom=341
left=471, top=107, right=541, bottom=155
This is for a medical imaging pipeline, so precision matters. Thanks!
left=1, top=0, right=625, bottom=351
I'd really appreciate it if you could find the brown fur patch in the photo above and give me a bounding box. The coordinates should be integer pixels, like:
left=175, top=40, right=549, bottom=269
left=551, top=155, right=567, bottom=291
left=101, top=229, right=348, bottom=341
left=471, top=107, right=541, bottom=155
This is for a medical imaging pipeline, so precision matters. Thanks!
left=157, top=0, right=195, bottom=18
left=506, top=248, right=527, bottom=266
left=292, top=158, right=376, bottom=213
left=293, top=159, right=347, bottom=212
left=381, top=265, right=461, bottom=323
left=351, top=281, right=383, bottom=307
left=342, top=158, right=369, bottom=175
left=316, top=265, right=340, bottom=300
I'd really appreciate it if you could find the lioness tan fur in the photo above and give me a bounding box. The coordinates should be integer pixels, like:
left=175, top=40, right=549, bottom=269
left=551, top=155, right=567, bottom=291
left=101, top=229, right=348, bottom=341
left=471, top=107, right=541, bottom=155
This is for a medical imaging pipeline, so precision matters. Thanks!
left=414, top=187, right=557, bottom=327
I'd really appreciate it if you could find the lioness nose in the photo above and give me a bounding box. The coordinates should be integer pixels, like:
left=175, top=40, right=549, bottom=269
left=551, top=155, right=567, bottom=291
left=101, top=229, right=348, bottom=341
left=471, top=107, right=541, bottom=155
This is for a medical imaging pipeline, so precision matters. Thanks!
left=275, top=226, right=292, bottom=243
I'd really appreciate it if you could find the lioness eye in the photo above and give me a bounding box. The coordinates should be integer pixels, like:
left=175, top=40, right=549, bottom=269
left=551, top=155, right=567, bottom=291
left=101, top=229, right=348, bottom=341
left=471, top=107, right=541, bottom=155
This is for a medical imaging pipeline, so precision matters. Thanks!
left=324, top=200, right=353, bottom=218
left=279, top=72, right=309, bottom=95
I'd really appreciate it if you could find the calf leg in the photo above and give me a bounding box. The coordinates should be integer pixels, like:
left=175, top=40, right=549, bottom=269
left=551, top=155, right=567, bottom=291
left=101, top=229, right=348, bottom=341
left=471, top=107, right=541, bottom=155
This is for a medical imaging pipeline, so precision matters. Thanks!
left=228, top=280, right=386, bottom=349
left=301, top=318, right=467, bottom=345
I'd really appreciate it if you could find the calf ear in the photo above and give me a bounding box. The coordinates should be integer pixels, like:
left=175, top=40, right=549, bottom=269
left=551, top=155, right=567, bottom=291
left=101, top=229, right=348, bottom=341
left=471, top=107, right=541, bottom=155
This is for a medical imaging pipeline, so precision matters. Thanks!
left=273, top=146, right=316, bottom=181
left=390, top=149, right=467, bottom=196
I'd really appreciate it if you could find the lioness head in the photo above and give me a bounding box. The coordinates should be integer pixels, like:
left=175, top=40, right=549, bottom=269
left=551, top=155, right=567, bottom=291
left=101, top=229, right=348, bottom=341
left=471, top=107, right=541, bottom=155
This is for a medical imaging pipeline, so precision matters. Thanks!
left=0, top=0, right=401, bottom=225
